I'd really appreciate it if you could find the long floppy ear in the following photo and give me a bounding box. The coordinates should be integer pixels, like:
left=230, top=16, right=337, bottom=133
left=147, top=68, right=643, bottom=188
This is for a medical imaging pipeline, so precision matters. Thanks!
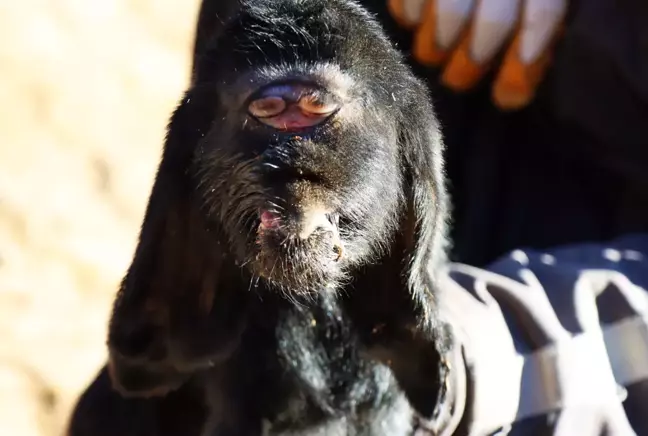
left=399, top=78, right=451, bottom=332
left=106, top=88, right=249, bottom=398
left=354, top=77, right=454, bottom=421
left=190, top=0, right=241, bottom=85
left=390, top=77, right=455, bottom=419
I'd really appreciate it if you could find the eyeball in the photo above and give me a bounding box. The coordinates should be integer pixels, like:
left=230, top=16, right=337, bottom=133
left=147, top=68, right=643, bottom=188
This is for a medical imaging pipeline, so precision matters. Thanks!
left=298, top=95, right=339, bottom=115
left=248, top=96, right=287, bottom=118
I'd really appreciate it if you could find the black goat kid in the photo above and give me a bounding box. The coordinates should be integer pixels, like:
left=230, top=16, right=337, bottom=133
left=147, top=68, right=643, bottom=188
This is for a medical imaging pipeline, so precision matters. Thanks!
left=68, top=1, right=452, bottom=435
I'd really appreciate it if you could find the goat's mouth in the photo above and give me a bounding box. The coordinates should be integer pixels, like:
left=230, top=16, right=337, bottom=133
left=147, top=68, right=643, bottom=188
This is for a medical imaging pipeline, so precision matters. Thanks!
left=256, top=208, right=344, bottom=261
left=250, top=206, right=345, bottom=290
left=258, top=208, right=342, bottom=253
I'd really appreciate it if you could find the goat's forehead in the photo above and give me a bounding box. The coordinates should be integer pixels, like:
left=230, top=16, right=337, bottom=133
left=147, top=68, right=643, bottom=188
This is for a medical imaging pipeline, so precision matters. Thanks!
left=202, top=1, right=397, bottom=104
left=231, top=0, right=375, bottom=47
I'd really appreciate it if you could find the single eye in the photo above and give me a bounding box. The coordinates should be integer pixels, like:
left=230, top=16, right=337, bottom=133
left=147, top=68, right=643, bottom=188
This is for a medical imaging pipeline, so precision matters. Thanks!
left=248, top=96, right=287, bottom=118
left=298, top=95, right=339, bottom=115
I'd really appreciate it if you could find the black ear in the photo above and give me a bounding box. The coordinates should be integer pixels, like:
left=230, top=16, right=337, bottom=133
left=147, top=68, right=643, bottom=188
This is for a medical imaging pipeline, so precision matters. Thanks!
left=353, top=77, right=454, bottom=421
left=191, top=0, right=241, bottom=84
left=398, top=78, right=451, bottom=332
left=106, top=89, right=248, bottom=398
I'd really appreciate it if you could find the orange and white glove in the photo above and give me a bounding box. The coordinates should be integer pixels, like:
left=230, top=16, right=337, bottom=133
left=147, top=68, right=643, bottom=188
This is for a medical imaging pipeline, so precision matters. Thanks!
left=388, top=0, right=568, bottom=110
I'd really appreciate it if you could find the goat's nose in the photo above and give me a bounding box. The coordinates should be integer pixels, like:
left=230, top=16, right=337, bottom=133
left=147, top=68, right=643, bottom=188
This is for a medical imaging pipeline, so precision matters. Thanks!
left=248, top=82, right=339, bottom=130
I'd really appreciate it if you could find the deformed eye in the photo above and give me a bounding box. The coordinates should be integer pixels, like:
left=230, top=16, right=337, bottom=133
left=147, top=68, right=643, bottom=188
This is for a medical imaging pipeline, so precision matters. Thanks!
left=248, top=96, right=287, bottom=118
left=246, top=83, right=341, bottom=130
left=298, top=95, right=339, bottom=116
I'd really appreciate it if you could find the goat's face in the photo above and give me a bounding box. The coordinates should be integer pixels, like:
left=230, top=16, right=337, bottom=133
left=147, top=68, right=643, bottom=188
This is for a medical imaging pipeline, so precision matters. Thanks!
left=193, top=1, right=410, bottom=294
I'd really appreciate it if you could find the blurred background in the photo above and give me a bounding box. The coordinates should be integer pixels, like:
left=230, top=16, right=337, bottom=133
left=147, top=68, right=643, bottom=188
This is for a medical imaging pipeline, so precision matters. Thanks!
left=0, top=1, right=201, bottom=434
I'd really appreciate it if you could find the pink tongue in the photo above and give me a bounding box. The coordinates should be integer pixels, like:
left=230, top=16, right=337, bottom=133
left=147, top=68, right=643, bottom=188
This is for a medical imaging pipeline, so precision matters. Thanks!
left=259, top=210, right=281, bottom=229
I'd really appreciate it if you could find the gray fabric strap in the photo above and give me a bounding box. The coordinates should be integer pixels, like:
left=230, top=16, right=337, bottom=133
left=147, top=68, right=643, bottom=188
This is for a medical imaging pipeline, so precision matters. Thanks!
left=604, top=315, right=648, bottom=387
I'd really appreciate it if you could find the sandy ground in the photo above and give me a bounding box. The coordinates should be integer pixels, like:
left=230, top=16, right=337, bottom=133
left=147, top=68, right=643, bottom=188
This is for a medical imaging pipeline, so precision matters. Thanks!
left=0, top=1, right=200, bottom=434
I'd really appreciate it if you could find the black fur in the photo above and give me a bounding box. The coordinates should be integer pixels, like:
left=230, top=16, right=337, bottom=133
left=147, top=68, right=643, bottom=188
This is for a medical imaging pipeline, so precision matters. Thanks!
left=68, top=1, right=452, bottom=435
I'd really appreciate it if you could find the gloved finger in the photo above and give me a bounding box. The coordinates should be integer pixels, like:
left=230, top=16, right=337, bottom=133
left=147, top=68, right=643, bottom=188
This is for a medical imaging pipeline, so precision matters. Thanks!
left=387, top=0, right=427, bottom=28
left=441, top=0, right=522, bottom=92
left=412, top=0, right=476, bottom=66
left=492, top=0, right=568, bottom=110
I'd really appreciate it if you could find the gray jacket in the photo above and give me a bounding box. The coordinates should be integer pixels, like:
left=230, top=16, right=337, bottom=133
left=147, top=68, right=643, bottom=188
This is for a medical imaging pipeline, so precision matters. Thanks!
left=435, top=234, right=648, bottom=435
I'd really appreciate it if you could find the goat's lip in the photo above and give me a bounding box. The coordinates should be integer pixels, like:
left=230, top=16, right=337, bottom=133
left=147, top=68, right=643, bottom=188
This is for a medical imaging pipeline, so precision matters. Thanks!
left=259, top=210, right=282, bottom=231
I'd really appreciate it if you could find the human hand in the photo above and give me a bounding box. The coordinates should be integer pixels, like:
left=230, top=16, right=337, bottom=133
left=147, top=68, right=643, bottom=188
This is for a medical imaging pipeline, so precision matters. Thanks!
left=388, top=0, right=568, bottom=110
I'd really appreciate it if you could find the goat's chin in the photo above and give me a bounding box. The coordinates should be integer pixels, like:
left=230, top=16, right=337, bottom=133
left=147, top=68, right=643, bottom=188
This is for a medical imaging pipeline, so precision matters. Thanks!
left=247, top=229, right=346, bottom=294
